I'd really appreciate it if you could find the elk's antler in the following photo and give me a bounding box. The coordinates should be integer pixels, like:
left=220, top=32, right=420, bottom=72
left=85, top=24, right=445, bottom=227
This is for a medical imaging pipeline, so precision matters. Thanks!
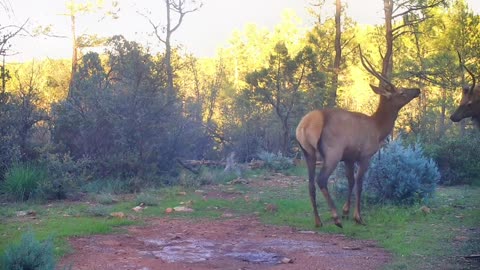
left=457, top=50, right=476, bottom=95
left=358, top=46, right=395, bottom=91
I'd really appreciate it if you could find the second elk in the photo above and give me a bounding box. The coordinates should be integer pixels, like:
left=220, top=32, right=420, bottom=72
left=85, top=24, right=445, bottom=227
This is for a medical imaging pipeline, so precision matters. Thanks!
left=450, top=52, right=480, bottom=127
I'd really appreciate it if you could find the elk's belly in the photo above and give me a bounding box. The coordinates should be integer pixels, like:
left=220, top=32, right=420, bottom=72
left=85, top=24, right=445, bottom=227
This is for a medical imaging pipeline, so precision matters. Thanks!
left=342, top=143, right=379, bottom=161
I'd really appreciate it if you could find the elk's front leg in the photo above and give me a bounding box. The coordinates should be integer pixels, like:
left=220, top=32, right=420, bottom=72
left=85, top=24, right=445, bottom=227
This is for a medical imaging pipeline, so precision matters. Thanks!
left=353, top=159, right=370, bottom=225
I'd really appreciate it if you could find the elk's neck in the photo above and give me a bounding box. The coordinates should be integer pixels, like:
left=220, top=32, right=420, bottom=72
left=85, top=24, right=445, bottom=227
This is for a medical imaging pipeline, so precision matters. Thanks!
left=371, top=97, right=400, bottom=141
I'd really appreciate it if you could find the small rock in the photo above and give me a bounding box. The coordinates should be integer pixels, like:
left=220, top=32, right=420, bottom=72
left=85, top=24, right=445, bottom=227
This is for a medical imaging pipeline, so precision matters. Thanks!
left=343, top=246, right=361, bottom=250
left=177, top=191, right=187, bottom=196
left=179, top=200, right=194, bottom=207
left=222, top=212, right=234, bottom=218
left=16, top=210, right=36, bottom=217
left=454, top=236, right=469, bottom=242
left=110, top=212, right=125, bottom=218
left=229, top=178, right=249, bottom=185
left=281, top=257, right=294, bottom=264
left=165, top=207, right=174, bottom=214
left=173, top=206, right=194, bottom=212
left=298, top=230, right=316, bottom=234
left=244, top=195, right=250, bottom=202
left=264, top=203, right=278, bottom=213
left=132, top=206, right=144, bottom=212
left=194, top=190, right=205, bottom=194
left=420, top=206, right=431, bottom=215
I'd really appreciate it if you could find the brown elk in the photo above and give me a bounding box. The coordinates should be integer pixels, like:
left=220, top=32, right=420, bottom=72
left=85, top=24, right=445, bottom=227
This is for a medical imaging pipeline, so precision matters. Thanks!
left=450, top=53, right=480, bottom=126
left=295, top=48, right=420, bottom=228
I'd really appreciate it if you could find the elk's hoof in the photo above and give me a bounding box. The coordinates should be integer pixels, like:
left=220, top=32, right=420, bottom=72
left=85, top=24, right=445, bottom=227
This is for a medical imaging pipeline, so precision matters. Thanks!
left=334, top=217, right=343, bottom=228
left=315, top=222, right=323, bottom=228
left=354, top=217, right=366, bottom=226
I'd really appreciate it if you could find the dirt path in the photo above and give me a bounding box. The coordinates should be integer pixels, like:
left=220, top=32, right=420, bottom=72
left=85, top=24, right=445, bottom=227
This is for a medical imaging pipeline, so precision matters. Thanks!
left=59, top=217, right=391, bottom=270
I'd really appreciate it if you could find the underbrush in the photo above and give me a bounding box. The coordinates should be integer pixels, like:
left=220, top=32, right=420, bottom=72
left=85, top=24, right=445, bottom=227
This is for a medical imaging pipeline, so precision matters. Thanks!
left=1, top=229, right=56, bottom=270
left=1, top=163, right=48, bottom=202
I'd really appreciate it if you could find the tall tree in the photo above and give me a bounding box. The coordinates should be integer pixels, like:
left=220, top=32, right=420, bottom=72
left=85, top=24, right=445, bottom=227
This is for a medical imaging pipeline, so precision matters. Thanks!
left=246, top=43, right=320, bottom=154
left=380, top=0, right=446, bottom=79
left=144, top=0, right=202, bottom=94
left=64, top=0, right=119, bottom=97
left=331, top=0, right=342, bottom=107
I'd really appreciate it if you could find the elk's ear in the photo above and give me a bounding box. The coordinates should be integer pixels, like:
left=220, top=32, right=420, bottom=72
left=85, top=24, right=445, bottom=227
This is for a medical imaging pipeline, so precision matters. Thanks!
left=370, top=84, right=392, bottom=98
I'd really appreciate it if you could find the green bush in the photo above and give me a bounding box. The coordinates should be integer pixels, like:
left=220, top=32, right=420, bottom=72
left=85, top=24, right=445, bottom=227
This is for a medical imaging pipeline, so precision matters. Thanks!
left=365, top=139, right=440, bottom=205
left=425, top=135, right=480, bottom=186
left=257, top=151, right=293, bottom=171
left=134, top=192, right=158, bottom=206
left=85, top=205, right=111, bottom=217
left=1, top=229, right=56, bottom=270
left=2, top=164, right=48, bottom=201
left=82, top=178, right=133, bottom=194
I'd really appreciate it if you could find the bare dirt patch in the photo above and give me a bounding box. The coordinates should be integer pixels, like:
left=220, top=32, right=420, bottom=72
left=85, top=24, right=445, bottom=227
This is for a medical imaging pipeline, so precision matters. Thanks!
left=59, top=217, right=391, bottom=270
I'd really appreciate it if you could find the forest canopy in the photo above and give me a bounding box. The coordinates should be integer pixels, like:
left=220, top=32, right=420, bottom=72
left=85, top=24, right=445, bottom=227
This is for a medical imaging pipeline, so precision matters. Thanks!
left=1, top=0, right=479, bottom=192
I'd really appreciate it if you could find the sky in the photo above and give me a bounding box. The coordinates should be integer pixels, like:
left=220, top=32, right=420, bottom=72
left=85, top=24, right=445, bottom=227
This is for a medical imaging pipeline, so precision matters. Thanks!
left=2, top=0, right=480, bottom=62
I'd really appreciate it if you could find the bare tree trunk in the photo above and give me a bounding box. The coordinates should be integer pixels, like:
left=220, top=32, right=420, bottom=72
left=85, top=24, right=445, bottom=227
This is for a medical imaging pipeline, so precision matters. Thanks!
left=329, top=0, right=342, bottom=108
left=164, top=0, right=174, bottom=94
left=439, top=89, right=447, bottom=137
left=281, top=117, right=290, bottom=155
left=68, top=11, right=77, bottom=98
left=382, top=0, right=394, bottom=79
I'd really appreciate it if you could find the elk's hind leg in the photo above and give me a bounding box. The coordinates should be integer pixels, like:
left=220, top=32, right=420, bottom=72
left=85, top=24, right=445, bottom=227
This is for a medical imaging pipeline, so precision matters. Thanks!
left=316, top=155, right=343, bottom=228
left=304, top=151, right=322, bottom=227
left=342, top=161, right=355, bottom=219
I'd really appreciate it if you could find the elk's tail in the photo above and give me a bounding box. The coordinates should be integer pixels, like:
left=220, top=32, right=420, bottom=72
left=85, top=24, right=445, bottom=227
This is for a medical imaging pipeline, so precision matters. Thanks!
left=296, top=110, right=325, bottom=157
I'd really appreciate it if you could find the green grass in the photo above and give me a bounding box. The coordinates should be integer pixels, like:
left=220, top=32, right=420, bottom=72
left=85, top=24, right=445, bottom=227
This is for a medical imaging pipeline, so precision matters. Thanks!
left=0, top=173, right=478, bottom=269
left=256, top=184, right=480, bottom=270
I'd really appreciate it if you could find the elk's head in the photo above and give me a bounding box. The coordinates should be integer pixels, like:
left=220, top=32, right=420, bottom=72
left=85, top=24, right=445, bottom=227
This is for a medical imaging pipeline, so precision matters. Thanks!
left=450, top=86, right=480, bottom=123
left=359, top=47, right=420, bottom=110
left=450, top=52, right=480, bottom=123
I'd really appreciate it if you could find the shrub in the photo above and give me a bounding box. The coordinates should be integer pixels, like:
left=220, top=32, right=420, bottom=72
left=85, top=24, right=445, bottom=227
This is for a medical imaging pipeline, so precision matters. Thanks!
left=96, top=193, right=117, bottom=205
left=365, top=139, right=440, bottom=205
left=82, top=178, right=133, bottom=194
left=424, top=135, right=480, bottom=186
left=85, top=205, right=111, bottom=217
left=1, top=229, right=56, bottom=270
left=36, top=151, right=94, bottom=200
left=135, top=192, right=158, bottom=206
left=2, top=164, right=48, bottom=201
left=257, top=151, right=293, bottom=171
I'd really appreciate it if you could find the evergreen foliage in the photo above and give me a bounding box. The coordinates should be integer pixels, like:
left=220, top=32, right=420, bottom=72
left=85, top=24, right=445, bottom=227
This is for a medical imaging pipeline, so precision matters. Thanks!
left=257, top=151, right=294, bottom=172
left=1, top=230, right=56, bottom=270
left=365, top=139, right=440, bottom=205
left=1, top=163, right=48, bottom=201
left=425, top=135, right=480, bottom=186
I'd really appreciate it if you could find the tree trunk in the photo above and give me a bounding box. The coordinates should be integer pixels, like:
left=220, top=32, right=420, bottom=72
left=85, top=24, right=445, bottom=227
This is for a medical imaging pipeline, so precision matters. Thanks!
left=439, top=89, right=447, bottom=137
left=382, top=0, right=394, bottom=79
left=165, top=0, right=174, bottom=95
left=69, top=12, right=77, bottom=98
left=281, top=117, right=290, bottom=155
left=329, top=0, right=342, bottom=108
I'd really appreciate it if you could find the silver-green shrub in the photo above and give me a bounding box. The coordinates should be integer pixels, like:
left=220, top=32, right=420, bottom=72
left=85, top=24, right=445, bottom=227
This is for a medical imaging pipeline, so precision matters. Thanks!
left=365, top=138, right=440, bottom=205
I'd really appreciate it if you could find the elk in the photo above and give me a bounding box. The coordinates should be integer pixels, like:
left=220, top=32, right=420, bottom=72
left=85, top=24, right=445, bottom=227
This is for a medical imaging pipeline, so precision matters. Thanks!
left=295, top=48, right=420, bottom=228
left=450, top=53, right=480, bottom=127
